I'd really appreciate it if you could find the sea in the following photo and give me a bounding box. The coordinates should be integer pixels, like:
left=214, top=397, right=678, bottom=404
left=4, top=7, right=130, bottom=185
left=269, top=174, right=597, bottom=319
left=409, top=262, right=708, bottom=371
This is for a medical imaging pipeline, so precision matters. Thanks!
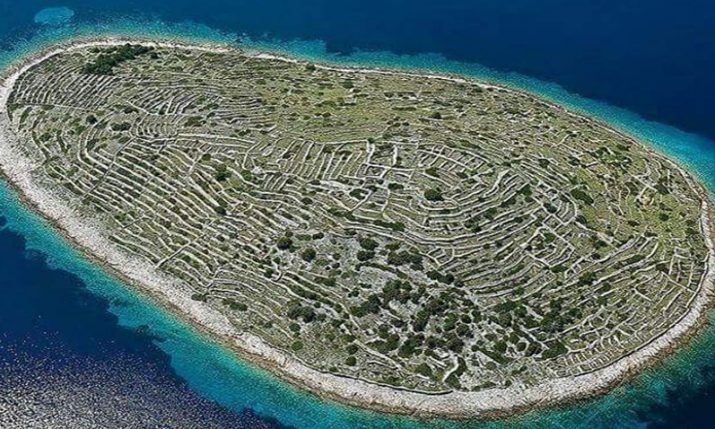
left=0, top=1, right=714, bottom=428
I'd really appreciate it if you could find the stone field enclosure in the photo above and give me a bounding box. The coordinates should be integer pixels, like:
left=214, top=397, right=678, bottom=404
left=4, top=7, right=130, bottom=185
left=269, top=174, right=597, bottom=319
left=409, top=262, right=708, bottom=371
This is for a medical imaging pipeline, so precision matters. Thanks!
left=5, top=44, right=710, bottom=393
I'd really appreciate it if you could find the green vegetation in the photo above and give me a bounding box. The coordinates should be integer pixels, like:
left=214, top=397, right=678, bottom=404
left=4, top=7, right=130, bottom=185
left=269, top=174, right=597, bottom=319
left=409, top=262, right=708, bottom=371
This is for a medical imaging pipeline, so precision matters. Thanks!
left=424, top=188, right=443, bottom=202
left=301, top=247, right=317, bottom=262
left=82, top=44, right=154, bottom=75
left=10, top=42, right=709, bottom=396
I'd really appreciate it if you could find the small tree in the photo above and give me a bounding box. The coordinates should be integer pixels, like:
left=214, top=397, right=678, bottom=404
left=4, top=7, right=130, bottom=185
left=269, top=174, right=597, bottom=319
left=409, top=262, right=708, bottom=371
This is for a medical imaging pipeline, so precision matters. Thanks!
left=276, top=236, right=293, bottom=250
left=301, top=247, right=316, bottom=262
left=424, top=188, right=443, bottom=202
left=415, top=363, right=433, bottom=377
left=358, top=237, right=379, bottom=251
left=214, top=163, right=231, bottom=182
left=356, top=250, right=375, bottom=261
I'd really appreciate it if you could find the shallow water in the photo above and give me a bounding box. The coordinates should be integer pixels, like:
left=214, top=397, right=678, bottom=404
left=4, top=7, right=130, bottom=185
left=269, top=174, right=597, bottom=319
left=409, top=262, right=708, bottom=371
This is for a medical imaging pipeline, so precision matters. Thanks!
left=33, top=7, right=74, bottom=26
left=0, top=2, right=714, bottom=428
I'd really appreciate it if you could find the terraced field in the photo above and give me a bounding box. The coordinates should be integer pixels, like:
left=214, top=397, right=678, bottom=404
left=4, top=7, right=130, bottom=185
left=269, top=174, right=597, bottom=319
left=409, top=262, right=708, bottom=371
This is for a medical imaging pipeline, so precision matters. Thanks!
left=4, top=43, right=711, bottom=393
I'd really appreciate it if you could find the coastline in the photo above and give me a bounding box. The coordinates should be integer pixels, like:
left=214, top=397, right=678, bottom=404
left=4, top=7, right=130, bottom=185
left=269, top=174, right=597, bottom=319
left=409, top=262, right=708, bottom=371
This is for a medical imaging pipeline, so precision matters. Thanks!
left=0, top=36, right=713, bottom=420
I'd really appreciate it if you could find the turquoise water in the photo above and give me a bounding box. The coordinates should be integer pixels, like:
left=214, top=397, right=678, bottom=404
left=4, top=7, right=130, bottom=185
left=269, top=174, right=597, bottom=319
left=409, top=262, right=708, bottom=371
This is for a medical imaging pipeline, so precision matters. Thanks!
left=0, top=16, right=714, bottom=429
left=33, top=7, right=75, bottom=26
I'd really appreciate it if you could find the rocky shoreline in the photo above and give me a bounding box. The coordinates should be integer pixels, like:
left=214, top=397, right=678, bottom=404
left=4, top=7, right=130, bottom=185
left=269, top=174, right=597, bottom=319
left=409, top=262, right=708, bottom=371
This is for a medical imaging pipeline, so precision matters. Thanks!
left=0, top=36, right=713, bottom=420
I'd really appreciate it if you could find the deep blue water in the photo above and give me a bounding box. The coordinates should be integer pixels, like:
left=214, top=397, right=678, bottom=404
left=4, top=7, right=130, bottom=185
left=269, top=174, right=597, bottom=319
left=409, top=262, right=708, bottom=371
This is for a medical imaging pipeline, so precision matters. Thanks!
left=0, top=219, right=288, bottom=428
left=0, top=1, right=714, bottom=428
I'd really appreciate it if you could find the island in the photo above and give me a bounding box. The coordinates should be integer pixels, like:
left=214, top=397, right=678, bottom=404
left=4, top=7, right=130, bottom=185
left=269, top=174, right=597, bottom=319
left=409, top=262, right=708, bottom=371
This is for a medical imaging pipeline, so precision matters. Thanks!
left=0, top=38, right=713, bottom=419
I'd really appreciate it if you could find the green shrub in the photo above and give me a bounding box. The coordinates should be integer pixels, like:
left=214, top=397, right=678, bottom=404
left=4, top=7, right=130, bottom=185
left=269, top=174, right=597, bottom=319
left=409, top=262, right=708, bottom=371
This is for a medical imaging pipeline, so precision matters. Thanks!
left=570, top=188, right=594, bottom=205
left=301, top=247, right=317, bottom=262
left=415, top=363, right=433, bottom=377
left=82, top=44, right=153, bottom=75
left=358, top=237, right=379, bottom=251
left=356, top=250, right=375, bottom=261
left=424, top=188, right=443, bottom=202
left=276, top=236, right=293, bottom=250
